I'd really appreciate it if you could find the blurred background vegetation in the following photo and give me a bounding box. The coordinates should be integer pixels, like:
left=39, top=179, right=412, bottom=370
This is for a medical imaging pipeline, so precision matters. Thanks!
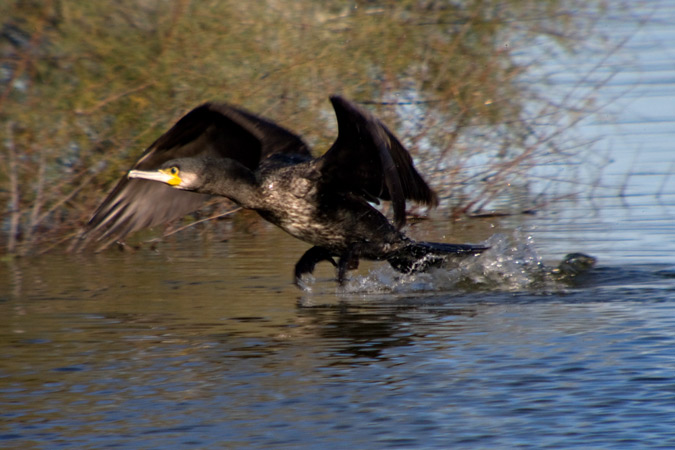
left=1, top=0, right=611, bottom=255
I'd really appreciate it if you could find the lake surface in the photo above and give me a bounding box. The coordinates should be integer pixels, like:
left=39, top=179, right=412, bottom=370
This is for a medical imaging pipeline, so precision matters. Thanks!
left=4, top=233, right=675, bottom=449
left=3, top=3, right=675, bottom=449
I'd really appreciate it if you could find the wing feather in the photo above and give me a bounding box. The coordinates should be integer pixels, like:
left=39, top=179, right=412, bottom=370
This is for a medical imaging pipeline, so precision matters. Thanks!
left=82, top=102, right=310, bottom=247
left=318, top=96, right=438, bottom=229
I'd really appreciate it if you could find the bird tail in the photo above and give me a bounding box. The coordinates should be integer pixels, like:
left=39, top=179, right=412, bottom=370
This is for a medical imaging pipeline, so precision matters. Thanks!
left=387, top=241, right=488, bottom=274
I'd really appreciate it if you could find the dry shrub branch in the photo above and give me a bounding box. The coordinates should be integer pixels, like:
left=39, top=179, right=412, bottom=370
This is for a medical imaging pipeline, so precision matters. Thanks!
left=0, top=0, right=613, bottom=254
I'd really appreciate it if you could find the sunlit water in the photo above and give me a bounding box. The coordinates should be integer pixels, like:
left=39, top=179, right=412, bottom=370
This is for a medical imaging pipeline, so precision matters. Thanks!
left=4, top=3, right=675, bottom=449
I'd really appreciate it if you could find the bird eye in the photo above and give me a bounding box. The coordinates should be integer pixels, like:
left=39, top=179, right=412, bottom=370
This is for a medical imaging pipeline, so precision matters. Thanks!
left=170, top=167, right=179, bottom=175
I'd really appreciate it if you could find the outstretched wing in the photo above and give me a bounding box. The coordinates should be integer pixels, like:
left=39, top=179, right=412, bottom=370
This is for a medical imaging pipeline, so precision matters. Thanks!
left=317, top=95, right=437, bottom=229
left=84, top=102, right=311, bottom=245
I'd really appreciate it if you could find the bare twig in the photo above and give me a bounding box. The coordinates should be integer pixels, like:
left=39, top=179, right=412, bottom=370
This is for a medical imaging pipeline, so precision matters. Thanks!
left=154, top=207, right=242, bottom=241
left=36, top=231, right=82, bottom=255
left=74, top=82, right=154, bottom=115
left=656, top=161, right=675, bottom=200
left=6, top=122, right=20, bottom=253
left=26, top=145, right=47, bottom=246
left=34, top=171, right=98, bottom=227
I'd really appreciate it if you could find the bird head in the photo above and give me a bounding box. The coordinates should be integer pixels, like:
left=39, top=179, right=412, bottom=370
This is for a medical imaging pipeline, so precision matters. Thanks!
left=128, top=159, right=200, bottom=191
left=127, top=157, right=257, bottom=202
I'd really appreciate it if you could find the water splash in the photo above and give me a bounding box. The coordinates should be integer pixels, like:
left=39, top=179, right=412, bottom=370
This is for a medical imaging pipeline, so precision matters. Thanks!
left=341, top=233, right=578, bottom=295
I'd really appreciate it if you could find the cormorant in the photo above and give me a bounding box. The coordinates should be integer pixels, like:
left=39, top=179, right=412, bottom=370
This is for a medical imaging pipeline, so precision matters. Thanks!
left=83, top=95, right=486, bottom=285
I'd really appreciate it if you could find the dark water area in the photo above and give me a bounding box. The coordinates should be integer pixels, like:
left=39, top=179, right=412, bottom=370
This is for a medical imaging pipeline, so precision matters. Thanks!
left=4, top=3, right=675, bottom=449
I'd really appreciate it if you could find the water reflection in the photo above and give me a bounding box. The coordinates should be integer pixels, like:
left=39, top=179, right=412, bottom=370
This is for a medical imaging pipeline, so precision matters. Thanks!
left=295, top=302, right=481, bottom=363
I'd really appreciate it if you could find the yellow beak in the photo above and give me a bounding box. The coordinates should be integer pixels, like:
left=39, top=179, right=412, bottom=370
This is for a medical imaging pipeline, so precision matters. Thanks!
left=128, top=169, right=182, bottom=186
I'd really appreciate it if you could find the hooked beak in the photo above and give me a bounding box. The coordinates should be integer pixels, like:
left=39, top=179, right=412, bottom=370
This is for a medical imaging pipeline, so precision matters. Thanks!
left=128, top=168, right=182, bottom=187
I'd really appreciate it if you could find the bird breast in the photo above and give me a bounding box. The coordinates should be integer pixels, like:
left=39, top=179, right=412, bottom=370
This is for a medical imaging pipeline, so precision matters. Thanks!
left=257, top=174, right=325, bottom=238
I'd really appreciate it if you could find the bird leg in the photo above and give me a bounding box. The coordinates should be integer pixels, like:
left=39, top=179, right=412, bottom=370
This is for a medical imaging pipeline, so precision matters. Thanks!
left=337, top=244, right=361, bottom=285
left=294, top=246, right=337, bottom=285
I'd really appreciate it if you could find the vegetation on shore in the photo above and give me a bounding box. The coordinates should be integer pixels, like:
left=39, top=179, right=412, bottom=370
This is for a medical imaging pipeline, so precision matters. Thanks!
left=1, top=0, right=610, bottom=255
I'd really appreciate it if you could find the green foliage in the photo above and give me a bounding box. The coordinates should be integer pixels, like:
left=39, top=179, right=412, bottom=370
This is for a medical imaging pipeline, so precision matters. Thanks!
left=0, top=0, right=607, bottom=254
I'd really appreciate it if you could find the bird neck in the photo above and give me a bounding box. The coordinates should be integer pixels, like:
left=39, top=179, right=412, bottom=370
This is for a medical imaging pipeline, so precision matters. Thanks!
left=200, top=158, right=261, bottom=208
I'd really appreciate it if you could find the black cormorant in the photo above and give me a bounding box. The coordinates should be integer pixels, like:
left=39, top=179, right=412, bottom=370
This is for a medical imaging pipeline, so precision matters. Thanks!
left=83, top=96, right=486, bottom=285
